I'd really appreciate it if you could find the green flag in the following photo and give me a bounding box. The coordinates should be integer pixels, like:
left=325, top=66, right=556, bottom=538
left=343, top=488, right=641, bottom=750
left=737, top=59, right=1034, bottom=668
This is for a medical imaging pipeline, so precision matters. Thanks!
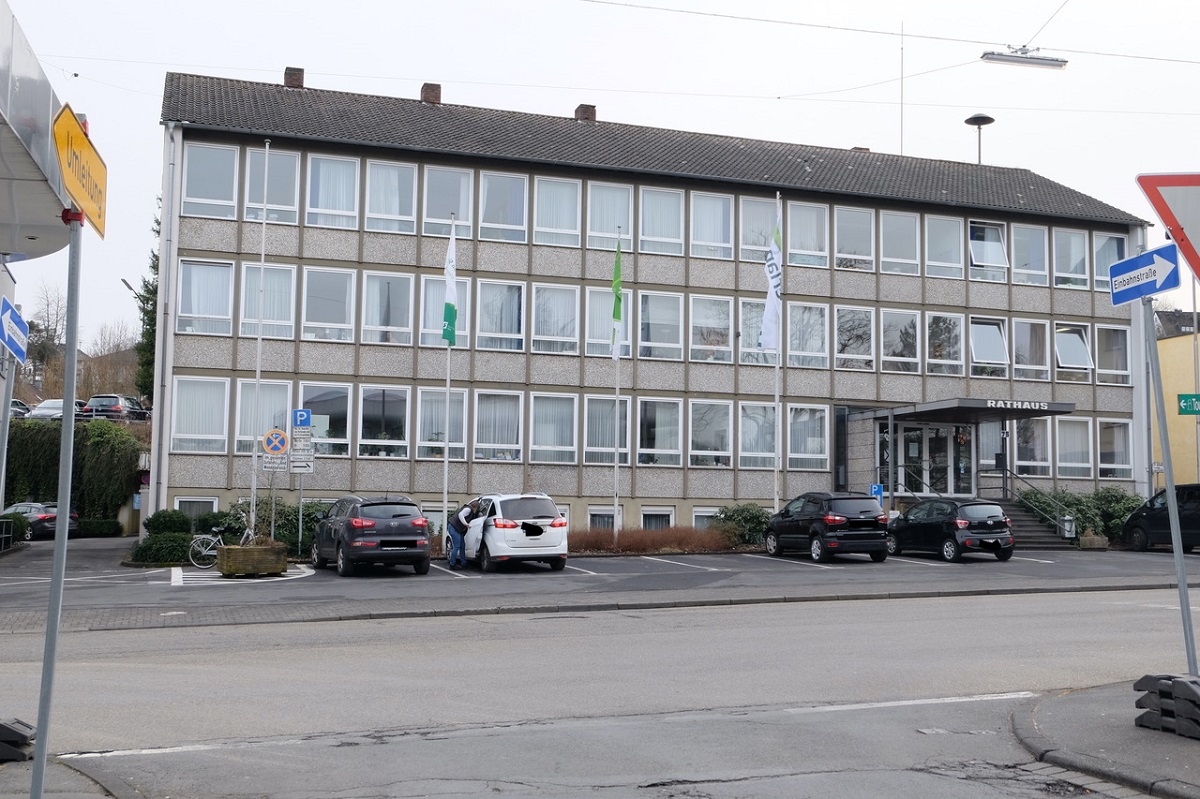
left=610, top=240, right=622, bottom=360
left=441, top=224, right=458, bottom=346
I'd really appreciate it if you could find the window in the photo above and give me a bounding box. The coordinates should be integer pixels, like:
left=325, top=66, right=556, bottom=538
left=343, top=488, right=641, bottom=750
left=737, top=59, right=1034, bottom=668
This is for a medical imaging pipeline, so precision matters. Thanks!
left=834, top=306, right=875, bottom=370
left=416, top=388, right=466, bottom=459
left=788, top=303, right=828, bottom=369
left=244, top=148, right=299, bottom=224
left=880, top=211, right=919, bottom=274
left=1095, top=326, right=1130, bottom=385
left=693, top=508, right=719, bottom=528
left=686, top=191, right=734, bottom=259
left=476, top=280, right=525, bottom=351
left=177, top=260, right=233, bottom=335
left=239, top=263, right=295, bottom=338
left=1093, top=233, right=1126, bottom=293
left=1053, top=228, right=1088, bottom=288
left=303, top=267, right=355, bottom=342
left=1016, top=418, right=1050, bottom=477
left=834, top=206, right=874, bottom=270
left=361, top=272, right=412, bottom=345
left=968, top=220, right=1008, bottom=282
left=532, top=284, right=578, bottom=354
left=1056, top=417, right=1093, bottom=478
left=926, top=313, right=964, bottom=375
left=182, top=143, right=237, bottom=218
left=978, top=420, right=1002, bottom=470
left=534, top=177, right=581, bottom=246
left=639, top=292, right=683, bottom=360
left=171, top=377, right=228, bottom=453
left=787, top=201, right=828, bottom=267
left=423, top=166, right=472, bottom=237
left=175, top=497, right=218, bottom=521
left=235, top=379, right=291, bottom=453
left=690, top=295, right=733, bottom=362
left=589, top=506, right=619, bottom=530
left=584, top=395, right=630, bottom=465
left=530, top=393, right=576, bottom=463
left=420, top=275, right=470, bottom=347
left=640, top=187, right=684, bottom=255
left=306, top=154, right=359, bottom=228
left=689, top=400, right=732, bottom=467
left=365, top=160, right=416, bottom=234
left=638, top=399, right=682, bottom=466
left=926, top=216, right=963, bottom=279
left=479, top=171, right=528, bottom=243
left=642, top=508, right=674, bottom=530
left=969, top=317, right=1008, bottom=378
left=880, top=309, right=919, bottom=373
left=740, top=299, right=778, bottom=366
left=587, top=182, right=633, bottom=251
left=300, top=382, right=350, bottom=456
left=1012, top=224, right=1048, bottom=286
left=739, top=403, right=776, bottom=469
left=787, top=405, right=828, bottom=470
left=587, top=286, right=631, bottom=357
left=1054, top=322, right=1093, bottom=383
left=358, top=385, right=408, bottom=458
left=1012, top=319, right=1050, bottom=381
left=475, top=391, right=522, bottom=461
left=1098, top=419, right=1132, bottom=479
left=740, top=197, right=776, bottom=262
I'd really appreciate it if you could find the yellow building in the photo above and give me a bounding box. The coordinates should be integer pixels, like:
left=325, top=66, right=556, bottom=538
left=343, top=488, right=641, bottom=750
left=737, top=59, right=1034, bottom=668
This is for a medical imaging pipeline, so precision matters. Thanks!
left=1151, top=321, right=1200, bottom=487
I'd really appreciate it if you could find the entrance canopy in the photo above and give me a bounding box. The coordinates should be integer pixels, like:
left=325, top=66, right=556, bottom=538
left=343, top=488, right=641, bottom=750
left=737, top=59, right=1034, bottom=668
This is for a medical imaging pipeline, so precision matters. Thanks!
left=849, top=398, right=1075, bottom=426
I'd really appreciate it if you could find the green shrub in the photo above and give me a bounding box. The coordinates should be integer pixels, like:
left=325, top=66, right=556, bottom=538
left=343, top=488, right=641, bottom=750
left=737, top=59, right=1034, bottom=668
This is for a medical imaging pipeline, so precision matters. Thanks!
left=79, top=519, right=122, bottom=537
left=129, top=532, right=191, bottom=564
left=228, top=498, right=324, bottom=554
left=708, top=503, right=770, bottom=545
left=1, top=512, right=29, bottom=541
left=1019, top=486, right=1143, bottom=540
left=1091, top=486, right=1146, bottom=539
left=143, top=509, right=192, bottom=535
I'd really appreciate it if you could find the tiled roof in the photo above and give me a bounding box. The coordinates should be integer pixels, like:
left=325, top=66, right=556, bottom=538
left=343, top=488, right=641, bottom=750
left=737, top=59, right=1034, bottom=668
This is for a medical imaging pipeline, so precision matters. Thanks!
left=161, top=72, right=1143, bottom=227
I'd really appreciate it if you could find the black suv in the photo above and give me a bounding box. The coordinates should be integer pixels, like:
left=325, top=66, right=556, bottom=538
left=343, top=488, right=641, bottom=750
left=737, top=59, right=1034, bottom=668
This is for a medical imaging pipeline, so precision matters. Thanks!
left=886, top=498, right=1014, bottom=562
left=81, top=394, right=150, bottom=421
left=1122, top=484, right=1200, bottom=553
left=765, top=491, right=889, bottom=562
left=312, top=495, right=432, bottom=576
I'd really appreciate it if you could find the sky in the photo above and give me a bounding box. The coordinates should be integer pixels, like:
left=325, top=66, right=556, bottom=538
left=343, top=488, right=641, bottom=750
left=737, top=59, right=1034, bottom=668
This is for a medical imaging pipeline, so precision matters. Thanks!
left=8, top=0, right=1200, bottom=352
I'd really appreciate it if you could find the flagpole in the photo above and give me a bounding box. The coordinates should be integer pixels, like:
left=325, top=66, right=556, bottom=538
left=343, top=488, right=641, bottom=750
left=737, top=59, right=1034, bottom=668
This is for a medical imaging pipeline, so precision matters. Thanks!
left=611, top=232, right=623, bottom=546
left=442, top=214, right=457, bottom=544
left=765, top=192, right=784, bottom=512
left=250, top=138, right=271, bottom=534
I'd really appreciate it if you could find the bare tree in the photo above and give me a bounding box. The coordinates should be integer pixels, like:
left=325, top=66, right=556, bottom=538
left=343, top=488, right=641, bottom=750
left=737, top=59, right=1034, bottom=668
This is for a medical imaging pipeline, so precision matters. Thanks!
left=79, top=321, right=138, bottom=399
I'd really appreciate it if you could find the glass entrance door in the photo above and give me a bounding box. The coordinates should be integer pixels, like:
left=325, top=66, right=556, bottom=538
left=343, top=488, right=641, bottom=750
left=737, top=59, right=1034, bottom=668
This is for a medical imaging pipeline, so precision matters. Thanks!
left=893, top=424, right=975, bottom=497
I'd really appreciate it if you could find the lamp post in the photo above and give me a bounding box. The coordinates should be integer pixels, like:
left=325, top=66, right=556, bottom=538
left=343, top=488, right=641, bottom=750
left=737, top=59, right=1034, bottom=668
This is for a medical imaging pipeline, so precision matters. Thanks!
left=964, top=113, right=995, bottom=165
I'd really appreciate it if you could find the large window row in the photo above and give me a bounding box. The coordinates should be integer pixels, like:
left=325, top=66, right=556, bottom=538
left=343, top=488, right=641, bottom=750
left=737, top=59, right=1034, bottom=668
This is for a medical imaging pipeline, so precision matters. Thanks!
left=182, top=142, right=1128, bottom=291
left=169, top=377, right=831, bottom=470
left=978, top=416, right=1133, bottom=480
left=176, top=259, right=1130, bottom=385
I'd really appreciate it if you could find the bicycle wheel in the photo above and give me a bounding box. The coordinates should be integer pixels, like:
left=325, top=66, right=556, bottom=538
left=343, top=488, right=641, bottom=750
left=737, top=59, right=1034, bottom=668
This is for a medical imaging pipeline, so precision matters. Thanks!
left=188, top=537, right=218, bottom=569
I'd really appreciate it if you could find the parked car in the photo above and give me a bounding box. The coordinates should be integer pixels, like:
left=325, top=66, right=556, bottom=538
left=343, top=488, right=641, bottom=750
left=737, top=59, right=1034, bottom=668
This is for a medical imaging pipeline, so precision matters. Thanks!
left=311, top=495, right=431, bottom=576
left=25, top=399, right=82, bottom=420
left=764, top=491, right=889, bottom=562
left=81, top=394, right=150, bottom=421
left=1, top=502, right=80, bottom=540
left=444, top=493, right=568, bottom=572
left=10, top=399, right=30, bottom=418
left=1122, top=484, right=1200, bottom=553
left=886, top=498, right=1015, bottom=562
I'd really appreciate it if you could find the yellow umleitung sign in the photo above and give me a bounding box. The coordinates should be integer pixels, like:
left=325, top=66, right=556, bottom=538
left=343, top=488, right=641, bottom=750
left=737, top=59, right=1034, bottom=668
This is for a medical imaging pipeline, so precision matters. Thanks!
left=52, top=103, right=107, bottom=239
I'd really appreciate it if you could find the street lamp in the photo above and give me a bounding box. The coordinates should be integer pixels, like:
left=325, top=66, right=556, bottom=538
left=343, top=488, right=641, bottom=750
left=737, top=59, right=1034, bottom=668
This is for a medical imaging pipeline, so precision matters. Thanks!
left=964, top=113, right=995, bottom=165
left=120, top=278, right=137, bottom=295
left=981, top=46, right=1067, bottom=70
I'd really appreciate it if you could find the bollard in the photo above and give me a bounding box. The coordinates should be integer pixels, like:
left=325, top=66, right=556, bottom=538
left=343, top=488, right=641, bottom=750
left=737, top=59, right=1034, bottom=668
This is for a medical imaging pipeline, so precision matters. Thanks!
left=1134, top=673, right=1200, bottom=740
left=0, top=718, right=35, bottom=761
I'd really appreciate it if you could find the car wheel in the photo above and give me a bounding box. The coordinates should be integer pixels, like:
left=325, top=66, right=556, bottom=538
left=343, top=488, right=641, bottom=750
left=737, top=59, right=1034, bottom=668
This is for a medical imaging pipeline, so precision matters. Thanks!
left=764, top=531, right=782, bottom=557
left=480, top=544, right=497, bottom=573
left=413, top=557, right=431, bottom=575
left=810, top=536, right=831, bottom=563
left=940, top=537, right=962, bottom=563
left=869, top=550, right=887, bottom=563
left=995, top=548, right=1013, bottom=562
left=885, top=533, right=901, bottom=556
left=311, top=542, right=328, bottom=569
left=549, top=557, right=566, bottom=571
left=336, top=545, right=355, bottom=577
left=1128, top=527, right=1150, bottom=552
left=21, top=528, right=33, bottom=542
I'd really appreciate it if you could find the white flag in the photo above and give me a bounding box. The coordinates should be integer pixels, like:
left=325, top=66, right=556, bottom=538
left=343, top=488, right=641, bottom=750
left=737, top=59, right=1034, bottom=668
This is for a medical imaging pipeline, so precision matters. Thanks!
left=758, top=194, right=783, bottom=351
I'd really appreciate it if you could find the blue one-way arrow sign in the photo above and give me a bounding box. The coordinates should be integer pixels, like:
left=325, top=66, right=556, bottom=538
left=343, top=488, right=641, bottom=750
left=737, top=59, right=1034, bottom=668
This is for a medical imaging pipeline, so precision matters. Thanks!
left=1110, top=243, right=1181, bottom=306
left=0, top=296, right=28, bottom=364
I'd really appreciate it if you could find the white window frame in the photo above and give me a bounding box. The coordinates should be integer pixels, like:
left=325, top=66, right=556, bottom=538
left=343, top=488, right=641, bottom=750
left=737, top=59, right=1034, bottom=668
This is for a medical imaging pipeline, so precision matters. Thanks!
left=1053, top=228, right=1089, bottom=289
left=181, top=143, right=238, bottom=219
left=787, top=201, right=828, bottom=267
left=1098, top=418, right=1133, bottom=480
left=358, top=384, right=409, bottom=458
left=638, top=398, right=683, bottom=466
left=969, top=316, right=1009, bottom=378
left=423, top=165, right=473, bottom=238
left=880, top=308, right=920, bottom=373
left=926, top=312, right=964, bottom=376
left=787, top=404, right=829, bottom=470
left=234, top=378, right=292, bottom=454
left=639, top=187, right=684, bottom=256
left=1093, top=232, right=1127, bottom=293
left=739, top=299, right=778, bottom=366
left=587, top=286, right=631, bottom=357
left=739, top=196, right=776, bottom=263
left=587, top=181, right=633, bottom=251
left=416, top=387, right=467, bottom=460
left=688, top=399, right=732, bottom=467
left=925, top=216, right=964, bottom=279
left=302, top=266, right=356, bottom=342
left=365, top=159, right=417, bottom=234
left=174, top=497, right=218, bottom=518
left=880, top=211, right=919, bottom=275
left=177, top=259, right=234, bottom=336
left=305, top=153, right=360, bottom=229
left=584, top=395, right=630, bottom=465
left=638, top=291, right=683, bottom=360
left=739, top=402, right=776, bottom=470
left=1012, top=224, right=1049, bottom=286
left=474, top=390, right=523, bottom=462
left=419, top=275, right=471, bottom=347
left=476, top=279, right=526, bottom=352
left=529, top=392, right=577, bottom=464
left=300, top=381, right=351, bottom=456
left=1012, top=318, right=1050, bottom=381
left=361, top=271, right=413, bottom=345
left=244, top=147, right=300, bottom=224
left=478, top=171, right=528, bottom=243
left=690, top=191, right=734, bottom=260
left=170, top=377, right=229, bottom=454
left=1015, top=417, right=1051, bottom=477
left=1095, top=325, right=1131, bottom=386
left=1054, top=322, right=1094, bottom=383
left=690, top=295, right=734, bottom=363
left=968, top=219, right=1009, bottom=282
left=787, top=302, right=828, bottom=369
left=532, top=283, right=579, bottom=354
left=833, top=206, right=874, bottom=271
left=693, top=507, right=720, bottom=528
left=1056, top=417, right=1093, bottom=479
left=239, top=262, right=296, bottom=339
left=834, top=305, right=875, bottom=371
left=641, top=507, right=675, bottom=530
left=533, top=176, right=582, bottom=247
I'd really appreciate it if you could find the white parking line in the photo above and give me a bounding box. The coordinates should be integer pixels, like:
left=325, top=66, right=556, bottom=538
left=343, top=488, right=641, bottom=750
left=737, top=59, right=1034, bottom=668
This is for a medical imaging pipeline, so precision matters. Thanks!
left=741, top=553, right=842, bottom=569
left=431, top=563, right=478, bottom=578
left=565, top=563, right=599, bottom=575
left=640, top=555, right=727, bottom=571
left=1012, top=555, right=1056, bottom=563
left=784, top=691, right=1037, bottom=715
left=170, top=565, right=312, bottom=585
left=883, top=556, right=942, bottom=567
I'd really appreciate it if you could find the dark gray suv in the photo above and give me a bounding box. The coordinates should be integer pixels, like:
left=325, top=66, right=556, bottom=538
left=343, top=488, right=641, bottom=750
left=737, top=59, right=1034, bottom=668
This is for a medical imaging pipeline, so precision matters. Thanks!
left=1122, top=484, right=1200, bottom=553
left=765, top=491, right=889, bottom=562
left=311, top=495, right=431, bottom=576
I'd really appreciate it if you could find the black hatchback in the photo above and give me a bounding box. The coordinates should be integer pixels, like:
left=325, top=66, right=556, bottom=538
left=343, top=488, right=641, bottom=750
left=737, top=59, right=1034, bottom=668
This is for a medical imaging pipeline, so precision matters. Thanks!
left=764, top=491, right=889, bottom=562
left=886, top=499, right=1014, bottom=562
left=311, top=495, right=431, bottom=576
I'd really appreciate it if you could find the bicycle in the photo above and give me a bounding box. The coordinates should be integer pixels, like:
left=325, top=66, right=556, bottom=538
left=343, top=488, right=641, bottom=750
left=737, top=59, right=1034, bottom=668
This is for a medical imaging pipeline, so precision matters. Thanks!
left=188, top=525, right=255, bottom=569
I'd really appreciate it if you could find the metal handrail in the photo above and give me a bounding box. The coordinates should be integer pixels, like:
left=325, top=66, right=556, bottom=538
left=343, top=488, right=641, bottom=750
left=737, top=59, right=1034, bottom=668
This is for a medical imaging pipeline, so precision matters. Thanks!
left=984, top=466, right=1074, bottom=534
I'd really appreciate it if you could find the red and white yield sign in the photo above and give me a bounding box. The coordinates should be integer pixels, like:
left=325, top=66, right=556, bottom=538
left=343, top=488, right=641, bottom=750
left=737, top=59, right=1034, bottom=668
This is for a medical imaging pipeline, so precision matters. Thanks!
left=1137, top=173, right=1200, bottom=283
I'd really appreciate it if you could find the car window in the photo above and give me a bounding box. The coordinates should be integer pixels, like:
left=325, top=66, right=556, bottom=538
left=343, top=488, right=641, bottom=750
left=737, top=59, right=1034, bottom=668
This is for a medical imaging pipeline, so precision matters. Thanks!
left=906, top=504, right=927, bottom=521
left=360, top=503, right=420, bottom=520
left=829, top=498, right=883, bottom=516
left=497, top=497, right=559, bottom=519
left=801, top=498, right=822, bottom=514
left=1149, top=491, right=1167, bottom=509
left=783, top=498, right=805, bottom=514
left=959, top=503, right=1004, bottom=520
left=89, top=397, right=119, bottom=407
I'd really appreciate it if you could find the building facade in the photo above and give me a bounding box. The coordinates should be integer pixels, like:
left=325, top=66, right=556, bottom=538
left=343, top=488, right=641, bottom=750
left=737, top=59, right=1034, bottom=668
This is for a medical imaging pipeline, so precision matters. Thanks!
left=151, top=68, right=1151, bottom=530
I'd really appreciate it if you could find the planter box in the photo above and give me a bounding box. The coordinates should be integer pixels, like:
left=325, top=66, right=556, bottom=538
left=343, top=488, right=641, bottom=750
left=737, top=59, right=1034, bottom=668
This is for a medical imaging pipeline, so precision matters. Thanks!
left=217, top=544, right=288, bottom=577
left=1077, top=535, right=1108, bottom=551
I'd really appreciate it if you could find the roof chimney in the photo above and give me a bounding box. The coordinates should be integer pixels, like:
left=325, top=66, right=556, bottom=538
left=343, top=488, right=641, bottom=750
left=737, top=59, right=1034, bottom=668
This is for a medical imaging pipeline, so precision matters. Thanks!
left=575, top=103, right=596, bottom=122
left=284, top=67, right=305, bottom=89
left=850, top=146, right=870, bottom=152
left=421, top=82, right=442, bottom=104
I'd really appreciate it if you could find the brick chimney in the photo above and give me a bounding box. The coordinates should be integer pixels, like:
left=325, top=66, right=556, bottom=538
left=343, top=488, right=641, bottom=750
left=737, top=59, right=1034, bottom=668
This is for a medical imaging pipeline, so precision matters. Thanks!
left=575, top=103, right=596, bottom=122
left=284, top=67, right=304, bottom=89
left=421, top=82, right=442, bottom=104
